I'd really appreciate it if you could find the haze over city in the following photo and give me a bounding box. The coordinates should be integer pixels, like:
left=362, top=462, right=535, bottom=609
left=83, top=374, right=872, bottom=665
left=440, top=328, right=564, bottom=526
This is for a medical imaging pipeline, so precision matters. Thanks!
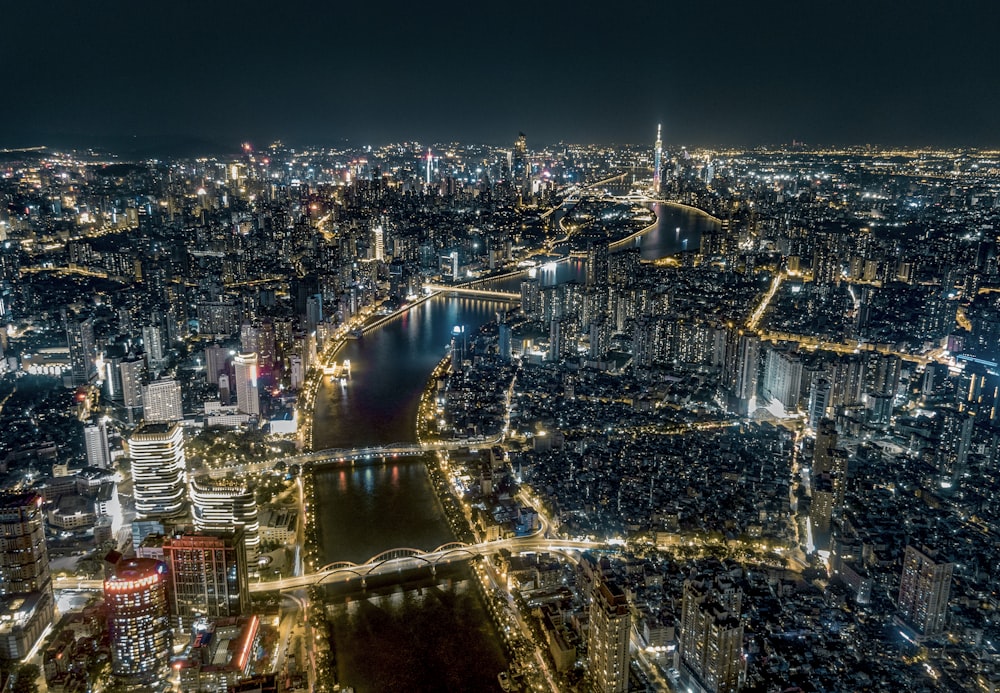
left=2, top=1, right=999, bottom=150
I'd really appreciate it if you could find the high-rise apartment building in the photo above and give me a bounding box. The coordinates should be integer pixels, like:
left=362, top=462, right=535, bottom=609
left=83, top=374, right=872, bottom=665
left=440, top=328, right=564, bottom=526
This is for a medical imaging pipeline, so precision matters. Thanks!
left=83, top=418, right=111, bottom=468
left=233, top=352, right=260, bottom=416
left=127, top=422, right=187, bottom=520
left=119, top=357, right=146, bottom=410
left=588, top=578, right=630, bottom=693
left=681, top=576, right=745, bottom=693
left=762, top=347, right=802, bottom=411
left=0, top=492, right=55, bottom=660
left=142, top=378, right=183, bottom=422
left=898, top=545, right=953, bottom=636
left=162, top=530, right=249, bottom=629
left=810, top=419, right=848, bottom=542
left=65, top=314, right=96, bottom=386
left=190, top=476, right=260, bottom=563
left=104, top=557, right=171, bottom=687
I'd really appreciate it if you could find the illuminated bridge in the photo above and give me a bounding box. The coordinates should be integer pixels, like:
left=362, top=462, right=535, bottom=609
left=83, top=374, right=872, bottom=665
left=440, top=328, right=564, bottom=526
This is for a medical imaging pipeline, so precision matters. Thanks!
left=423, top=284, right=520, bottom=301
left=54, top=538, right=606, bottom=593
left=202, top=436, right=504, bottom=479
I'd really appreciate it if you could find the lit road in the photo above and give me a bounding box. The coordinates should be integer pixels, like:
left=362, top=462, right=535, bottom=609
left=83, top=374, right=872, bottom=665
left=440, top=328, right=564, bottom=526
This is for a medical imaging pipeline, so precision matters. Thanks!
left=747, top=271, right=785, bottom=330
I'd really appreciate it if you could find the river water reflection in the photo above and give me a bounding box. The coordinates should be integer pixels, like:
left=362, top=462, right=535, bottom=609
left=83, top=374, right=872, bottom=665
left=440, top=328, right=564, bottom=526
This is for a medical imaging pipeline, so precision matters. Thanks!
left=309, top=202, right=717, bottom=690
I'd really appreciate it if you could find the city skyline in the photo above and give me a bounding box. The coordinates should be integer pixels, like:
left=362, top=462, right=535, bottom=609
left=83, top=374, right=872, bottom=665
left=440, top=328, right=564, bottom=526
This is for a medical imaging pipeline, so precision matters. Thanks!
left=2, top=1, right=999, bottom=151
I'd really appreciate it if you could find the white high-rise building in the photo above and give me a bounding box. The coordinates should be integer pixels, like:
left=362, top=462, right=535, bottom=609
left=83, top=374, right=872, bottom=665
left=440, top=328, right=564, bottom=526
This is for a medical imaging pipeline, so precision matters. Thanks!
left=189, top=476, right=260, bottom=563
left=84, top=419, right=111, bottom=468
left=233, top=353, right=260, bottom=416
left=119, top=358, right=146, bottom=409
left=127, top=423, right=187, bottom=520
left=142, top=379, right=183, bottom=422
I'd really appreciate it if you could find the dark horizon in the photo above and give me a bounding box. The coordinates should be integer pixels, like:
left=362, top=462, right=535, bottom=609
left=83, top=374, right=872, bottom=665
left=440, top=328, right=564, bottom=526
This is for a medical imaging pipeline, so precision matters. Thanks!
left=2, top=1, right=999, bottom=151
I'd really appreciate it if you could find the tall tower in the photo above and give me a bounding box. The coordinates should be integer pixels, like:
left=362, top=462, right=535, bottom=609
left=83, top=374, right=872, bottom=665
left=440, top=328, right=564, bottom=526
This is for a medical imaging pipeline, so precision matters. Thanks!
left=681, top=576, right=745, bottom=693
left=105, top=557, right=171, bottom=687
left=84, top=419, right=112, bottom=468
left=65, top=313, right=96, bottom=386
left=128, top=422, right=187, bottom=520
left=898, top=545, right=953, bottom=636
left=653, top=123, right=663, bottom=195
left=190, top=476, right=260, bottom=563
left=233, top=353, right=260, bottom=416
left=161, top=530, right=249, bottom=629
left=0, top=492, right=55, bottom=660
left=588, top=578, right=630, bottom=693
left=425, top=147, right=432, bottom=185
left=142, top=379, right=183, bottom=422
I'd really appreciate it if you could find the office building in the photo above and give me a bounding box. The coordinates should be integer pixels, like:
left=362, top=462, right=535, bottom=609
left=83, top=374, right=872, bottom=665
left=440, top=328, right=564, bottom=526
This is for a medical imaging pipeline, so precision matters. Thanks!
left=127, top=422, right=187, bottom=520
left=162, top=530, right=249, bottom=629
left=83, top=419, right=111, bottom=468
left=142, top=379, right=183, bottom=422
left=588, top=578, right=630, bottom=693
left=681, top=577, right=745, bottom=693
left=104, top=557, right=171, bottom=687
left=810, top=419, right=848, bottom=543
left=190, top=476, right=260, bottom=563
left=0, top=492, right=55, bottom=660
left=233, top=352, right=260, bottom=416
left=898, top=545, right=953, bottom=637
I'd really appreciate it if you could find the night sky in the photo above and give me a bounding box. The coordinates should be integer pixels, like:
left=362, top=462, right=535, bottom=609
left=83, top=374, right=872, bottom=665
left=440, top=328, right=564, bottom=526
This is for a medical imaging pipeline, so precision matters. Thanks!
left=3, top=1, right=998, bottom=150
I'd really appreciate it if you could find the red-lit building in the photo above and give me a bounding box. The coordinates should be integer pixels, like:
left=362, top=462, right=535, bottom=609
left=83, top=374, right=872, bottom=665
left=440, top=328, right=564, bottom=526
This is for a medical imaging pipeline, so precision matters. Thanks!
left=177, top=615, right=260, bottom=692
left=104, top=557, right=171, bottom=688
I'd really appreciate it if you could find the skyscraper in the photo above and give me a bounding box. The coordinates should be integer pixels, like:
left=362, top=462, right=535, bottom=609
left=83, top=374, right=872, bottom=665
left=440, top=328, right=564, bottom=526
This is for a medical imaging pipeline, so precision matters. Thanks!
left=0, top=492, right=55, bottom=660
left=653, top=123, right=663, bottom=194
left=935, top=406, right=974, bottom=490
left=588, top=578, right=630, bottom=693
left=681, top=577, right=745, bottom=693
left=83, top=418, right=111, bottom=468
left=233, top=352, right=260, bottom=416
left=119, top=357, right=146, bottom=410
left=127, top=422, right=187, bottom=520
left=762, top=346, right=802, bottom=411
left=161, top=530, right=250, bottom=629
left=190, top=476, right=260, bottom=563
left=142, top=378, right=183, bottom=422
left=810, top=419, right=847, bottom=543
left=104, top=557, right=171, bottom=687
left=898, top=545, right=953, bottom=637
left=65, top=313, right=96, bottom=386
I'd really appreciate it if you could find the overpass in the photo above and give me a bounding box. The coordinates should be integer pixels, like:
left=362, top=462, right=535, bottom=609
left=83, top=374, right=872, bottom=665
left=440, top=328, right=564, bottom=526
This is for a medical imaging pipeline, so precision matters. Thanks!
left=423, top=284, right=520, bottom=301
left=53, top=537, right=606, bottom=594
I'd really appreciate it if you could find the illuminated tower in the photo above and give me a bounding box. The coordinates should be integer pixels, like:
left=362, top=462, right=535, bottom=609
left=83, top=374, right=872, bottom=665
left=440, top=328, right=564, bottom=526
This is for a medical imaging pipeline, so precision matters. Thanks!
left=233, top=352, right=260, bottom=416
left=105, top=557, right=171, bottom=687
left=898, top=545, right=953, bottom=636
left=162, top=530, right=249, bottom=629
left=653, top=123, right=663, bottom=195
left=65, top=313, right=96, bottom=386
left=425, top=147, right=432, bottom=185
left=190, top=476, right=260, bottom=563
left=0, top=492, right=55, bottom=660
left=588, top=578, right=630, bottom=693
left=128, top=422, right=187, bottom=520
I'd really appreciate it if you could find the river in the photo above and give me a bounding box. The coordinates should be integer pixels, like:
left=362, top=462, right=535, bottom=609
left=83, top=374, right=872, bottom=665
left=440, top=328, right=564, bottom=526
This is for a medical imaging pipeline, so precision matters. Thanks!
left=309, top=202, right=718, bottom=691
